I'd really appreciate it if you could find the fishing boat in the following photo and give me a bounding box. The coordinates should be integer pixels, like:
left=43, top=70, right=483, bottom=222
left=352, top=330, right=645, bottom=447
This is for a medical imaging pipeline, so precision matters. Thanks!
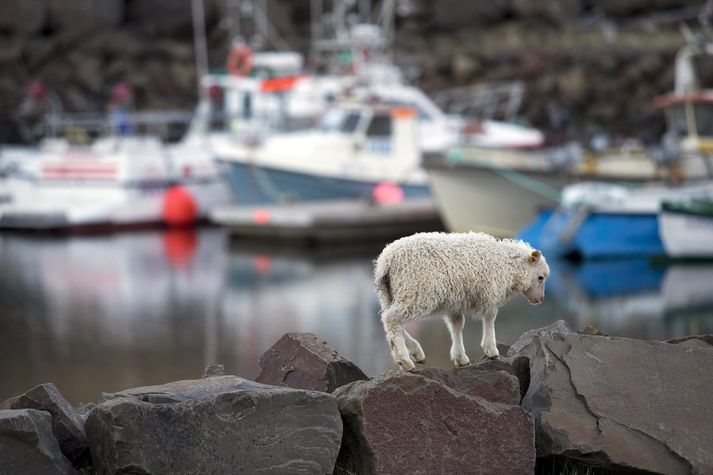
left=193, top=0, right=548, bottom=205
left=214, top=102, right=430, bottom=204
left=425, top=30, right=713, bottom=237
left=0, top=135, right=231, bottom=230
left=659, top=197, right=713, bottom=258
left=517, top=181, right=713, bottom=259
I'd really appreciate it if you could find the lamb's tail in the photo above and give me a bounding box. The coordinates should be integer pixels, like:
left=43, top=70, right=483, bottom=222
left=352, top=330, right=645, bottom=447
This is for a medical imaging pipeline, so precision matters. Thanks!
left=374, top=257, right=393, bottom=310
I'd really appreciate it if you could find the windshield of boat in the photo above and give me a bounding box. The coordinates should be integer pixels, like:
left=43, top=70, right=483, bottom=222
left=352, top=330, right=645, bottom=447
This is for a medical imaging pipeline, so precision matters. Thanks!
left=319, top=109, right=363, bottom=133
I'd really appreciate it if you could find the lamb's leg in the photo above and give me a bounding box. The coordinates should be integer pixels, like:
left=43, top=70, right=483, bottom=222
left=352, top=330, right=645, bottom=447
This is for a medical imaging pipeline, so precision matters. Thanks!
left=381, top=308, right=416, bottom=371
left=481, top=310, right=499, bottom=358
left=444, top=313, right=469, bottom=367
left=403, top=330, right=426, bottom=364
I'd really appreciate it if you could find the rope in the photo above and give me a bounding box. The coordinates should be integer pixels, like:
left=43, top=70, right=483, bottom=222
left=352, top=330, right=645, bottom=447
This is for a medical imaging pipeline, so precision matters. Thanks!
left=445, top=148, right=562, bottom=201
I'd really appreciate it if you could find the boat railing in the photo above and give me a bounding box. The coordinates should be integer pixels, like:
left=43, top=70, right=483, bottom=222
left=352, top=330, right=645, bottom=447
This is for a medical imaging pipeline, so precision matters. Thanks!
left=40, top=110, right=195, bottom=144
left=430, top=81, right=526, bottom=122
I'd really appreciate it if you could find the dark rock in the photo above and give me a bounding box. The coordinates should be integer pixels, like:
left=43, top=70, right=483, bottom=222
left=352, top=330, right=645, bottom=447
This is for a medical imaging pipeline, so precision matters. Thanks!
left=9, top=383, right=89, bottom=468
left=666, top=334, right=713, bottom=348
left=0, top=409, right=76, bottom=474
left=430, top=0, right=512, bottom=29
left=512, top=0, right=581, bottom=24
left=48, top=0, right=124, bottom=32
left=509, top=355, right=531, bottom=402
left=507, top=320, right=573, bottom=357
left=334, top=372, right=534, bottom=474
left=414, top=361, right=520, bottom=405
left=0, top=0, right=47, bottom=35
left=202, top=363, right=224, bottom=378
left=126, top=0, right=194, bottom=35
left=87, top=375, right=343, bottom=474
left=521, top=333, right=713, bottom=473
left=497, top=340, right=511, bottom=356
left=256, top=332, right=368, bottom=393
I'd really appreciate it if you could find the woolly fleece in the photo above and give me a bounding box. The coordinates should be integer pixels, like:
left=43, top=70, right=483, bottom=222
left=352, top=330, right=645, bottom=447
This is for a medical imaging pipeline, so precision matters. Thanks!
left=374, top=232, right=549, bottom=320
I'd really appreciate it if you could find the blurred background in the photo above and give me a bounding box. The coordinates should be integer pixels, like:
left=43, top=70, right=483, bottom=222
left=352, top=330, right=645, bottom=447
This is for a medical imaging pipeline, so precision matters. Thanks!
left=2, top=0, right=713, bottom=405
left=0, top=0, right=706, bottom=144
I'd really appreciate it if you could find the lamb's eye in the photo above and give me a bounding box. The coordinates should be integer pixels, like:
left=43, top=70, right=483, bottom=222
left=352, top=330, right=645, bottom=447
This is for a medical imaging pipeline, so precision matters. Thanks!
left=538, top=276, right=544, bottom=282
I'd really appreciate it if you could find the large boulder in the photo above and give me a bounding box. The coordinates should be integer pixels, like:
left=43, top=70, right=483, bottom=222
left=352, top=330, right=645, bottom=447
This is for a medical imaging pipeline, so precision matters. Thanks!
left=334, top=371, right=534, bottom=474
left=507, top=319, right=573, bottom=357
left=256, top=332, right=368, bottom=393
left=86, top=375, right=343, bottom=474
left=413, top=359, right=520, bottom=405
left=7, top=383, right=89, bottom=468
left=0, top=409, right=76, bottom=474
left=521, top=333, right=713, bottom=473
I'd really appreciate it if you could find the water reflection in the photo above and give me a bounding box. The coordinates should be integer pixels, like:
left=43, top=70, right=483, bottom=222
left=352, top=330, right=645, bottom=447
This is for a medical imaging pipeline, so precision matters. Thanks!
left=549, top=259, right=713, bottom=339
left=1, top=229, right=712, bottom=405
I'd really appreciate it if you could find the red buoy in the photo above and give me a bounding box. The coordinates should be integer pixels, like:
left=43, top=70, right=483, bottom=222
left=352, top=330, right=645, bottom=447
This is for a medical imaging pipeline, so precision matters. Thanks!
left=162, top=186, right=198, bottom=226
left=372, top=181, right=404, bottom=205
left=163, top=229, right=198, bottom=268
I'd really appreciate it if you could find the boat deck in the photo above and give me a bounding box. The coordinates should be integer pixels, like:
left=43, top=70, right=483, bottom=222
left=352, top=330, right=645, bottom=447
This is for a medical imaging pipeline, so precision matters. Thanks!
left=210, top=198, right=444, bottom=245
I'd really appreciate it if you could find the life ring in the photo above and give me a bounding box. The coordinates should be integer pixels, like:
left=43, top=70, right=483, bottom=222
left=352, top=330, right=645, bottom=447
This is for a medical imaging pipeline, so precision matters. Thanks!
left=227, top=45, right=253, bottom=77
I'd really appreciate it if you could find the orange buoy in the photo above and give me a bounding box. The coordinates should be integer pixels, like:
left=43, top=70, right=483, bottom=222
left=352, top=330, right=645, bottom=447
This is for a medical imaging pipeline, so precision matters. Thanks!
left=162, top=186, right=198, bottom=226
left=227, top=45, right=253, bottom=77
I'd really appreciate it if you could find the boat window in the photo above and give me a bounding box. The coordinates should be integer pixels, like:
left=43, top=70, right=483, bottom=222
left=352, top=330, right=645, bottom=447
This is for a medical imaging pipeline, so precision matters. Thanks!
left=694, top=103, right=713, bottom=137
left=665, top=104, right=688, bottom=136
left=341, top=113, right=361, bottom=133
left=319, top=109, right=345, bottom=132
left=242, top=92, right=253, bottom=120
left=366, top=114, right=392, bottom=137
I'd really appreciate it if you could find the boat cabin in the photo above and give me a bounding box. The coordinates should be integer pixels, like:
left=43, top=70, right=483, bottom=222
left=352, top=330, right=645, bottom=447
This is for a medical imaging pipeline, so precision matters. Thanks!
left=657, top=92, right=713, bottom=154
left=656, top=40, right=713, bottom=154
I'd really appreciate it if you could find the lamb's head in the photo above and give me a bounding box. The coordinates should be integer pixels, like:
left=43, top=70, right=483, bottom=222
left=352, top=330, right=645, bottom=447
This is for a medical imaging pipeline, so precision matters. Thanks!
left=521, top=249, right=549, bottom=305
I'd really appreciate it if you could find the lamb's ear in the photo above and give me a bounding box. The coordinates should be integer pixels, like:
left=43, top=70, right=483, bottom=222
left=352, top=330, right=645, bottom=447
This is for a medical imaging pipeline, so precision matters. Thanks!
left=528, top=249, right=541, bottom=263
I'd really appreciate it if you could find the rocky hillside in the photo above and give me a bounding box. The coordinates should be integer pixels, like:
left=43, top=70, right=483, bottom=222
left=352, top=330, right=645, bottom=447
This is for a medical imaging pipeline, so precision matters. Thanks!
left=0, top=0, right=707, bottom=143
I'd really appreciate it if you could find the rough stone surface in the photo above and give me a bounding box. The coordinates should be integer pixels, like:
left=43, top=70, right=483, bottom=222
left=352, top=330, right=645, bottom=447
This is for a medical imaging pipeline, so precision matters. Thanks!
left=414, top=361, right=520, bottom=405
left=86, top=376, right=343, bottom=474
left=666, top=334, right=713, bottom=348
left=202, top=363, right=224, bottom=378
left=8, top=383, right=89, bottom=468
left=507, top=320, right=573, bottom=357
left=0, top=409, right=76, bottom=474
left=256, top=332, right=368, bottom=393
left=521, top=333, right=713, bottom=474
left=334, top=372, right=534, bottom=475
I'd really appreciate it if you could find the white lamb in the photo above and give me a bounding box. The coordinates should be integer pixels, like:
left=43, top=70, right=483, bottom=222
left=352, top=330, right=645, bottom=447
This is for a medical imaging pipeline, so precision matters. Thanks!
left=374, top=232, right=549, bottom=371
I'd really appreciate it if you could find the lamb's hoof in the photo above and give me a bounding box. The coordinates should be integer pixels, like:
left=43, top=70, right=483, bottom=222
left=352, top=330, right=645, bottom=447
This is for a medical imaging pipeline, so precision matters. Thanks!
left=482, top=347, right=500, bottom=359
left=451, top=354, right=470, bottom=368
left=410, top=350, right=426, bottom=364
left=396, top=358, right=416, bottom=372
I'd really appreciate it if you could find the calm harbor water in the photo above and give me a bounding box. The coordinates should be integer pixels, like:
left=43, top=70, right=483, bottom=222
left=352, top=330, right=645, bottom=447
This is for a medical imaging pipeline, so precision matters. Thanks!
left=1, top=228, right=712, bottom=404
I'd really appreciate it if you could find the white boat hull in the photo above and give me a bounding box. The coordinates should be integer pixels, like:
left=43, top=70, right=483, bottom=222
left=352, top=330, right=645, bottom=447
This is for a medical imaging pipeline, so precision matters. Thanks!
left=0, top=179, right=232, bottom=230
left=425, top=165, right=565, bottom=236
left=659, top=210, right=713, bottom=257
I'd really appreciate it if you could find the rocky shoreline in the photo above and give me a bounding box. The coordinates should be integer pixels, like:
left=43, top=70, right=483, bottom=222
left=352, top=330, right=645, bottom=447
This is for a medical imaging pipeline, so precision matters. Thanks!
left=1, top=322, right=712, bottom=474
left=0, top=0, right=706, bottom=143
